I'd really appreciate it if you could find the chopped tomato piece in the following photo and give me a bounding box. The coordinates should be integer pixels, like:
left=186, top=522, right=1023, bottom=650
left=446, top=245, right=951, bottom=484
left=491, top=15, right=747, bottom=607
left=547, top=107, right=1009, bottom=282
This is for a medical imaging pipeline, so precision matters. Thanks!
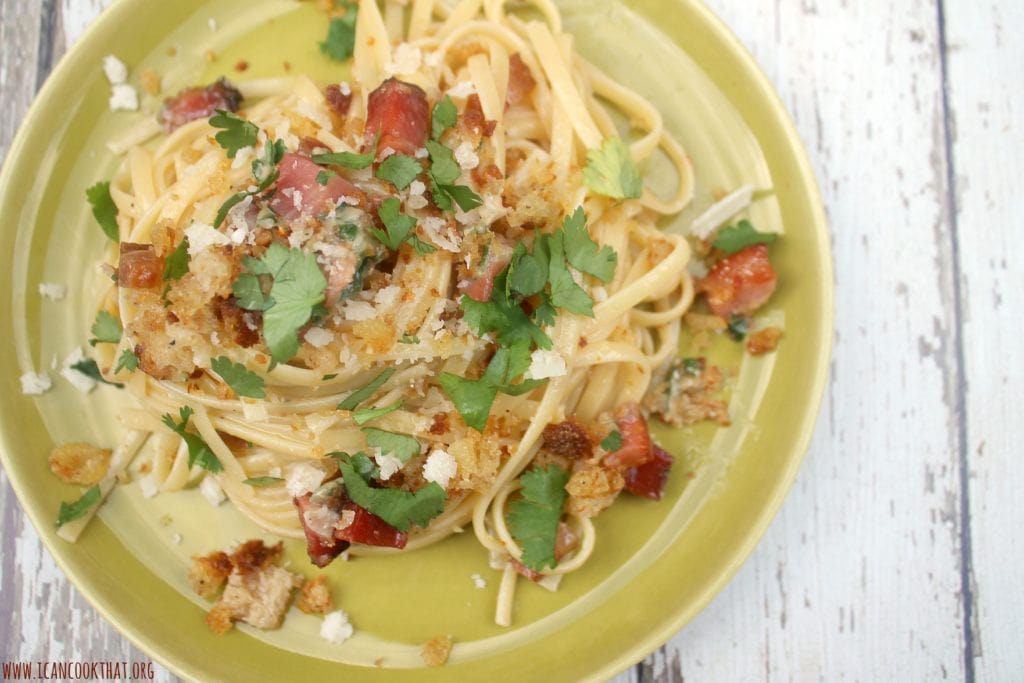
left=269, top=153, right=365, bottom=220
left=118, top=243, right=163, bottom=289
left=293, top=492, right=350, bottom=568
left=336, top=503, right=408, bottom=549
left=365, top=78, right=429, bottom=160
left=699, top=244, right=777, bottom=318
left=602, top=403, right=654, bottom=470
left=462, top=236, right=513, bottom=302
left=158, top=77, right=243, bottom=132
left=624, top=445, right=674, bottom=501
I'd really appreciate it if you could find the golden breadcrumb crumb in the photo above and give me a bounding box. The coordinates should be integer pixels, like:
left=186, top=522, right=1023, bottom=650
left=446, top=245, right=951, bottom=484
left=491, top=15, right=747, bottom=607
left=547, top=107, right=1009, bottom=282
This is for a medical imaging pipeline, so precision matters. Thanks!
left=138, top=68, right=161, bottom=95
left=420, top=635, right=453, bottom=667
left=189, top=551, right=233, bottom=600
left=296, top=575, right=334, bottom=615
left=48, top=442, right=112, bottom=486
left=746, top=327, right=784, bottom=355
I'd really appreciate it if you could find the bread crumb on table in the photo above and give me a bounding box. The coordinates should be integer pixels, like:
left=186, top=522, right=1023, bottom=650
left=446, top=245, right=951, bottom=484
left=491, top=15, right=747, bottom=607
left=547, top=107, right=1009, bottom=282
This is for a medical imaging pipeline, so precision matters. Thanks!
left=296, top=575, right=334, bottom=615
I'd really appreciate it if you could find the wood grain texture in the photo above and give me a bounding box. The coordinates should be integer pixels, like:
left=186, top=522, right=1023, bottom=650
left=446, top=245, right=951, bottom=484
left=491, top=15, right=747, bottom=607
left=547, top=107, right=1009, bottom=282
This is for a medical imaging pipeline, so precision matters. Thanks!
left=0, top=0, right=1019, bottom=681
left=944, top=1, right=1024, bottom=680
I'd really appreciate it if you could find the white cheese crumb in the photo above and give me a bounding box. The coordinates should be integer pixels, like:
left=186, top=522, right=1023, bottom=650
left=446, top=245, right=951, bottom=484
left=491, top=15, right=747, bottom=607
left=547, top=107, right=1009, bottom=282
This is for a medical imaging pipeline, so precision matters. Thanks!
left=171, top=533, right=182, bottom=545
left=199, top=476, right=226, bottom=507
left=303, top=505, right=341, bottom=538
left=139, top=475, right=159, bottom=499
left=447, top=81, right=476, bottom=98
left=184, top=223, right=231, bottom=255
left=385, top=43, right=422, bottom=76
left=406, top=195, right=428, bottom=210
left=408, top=179, right=426, bottom=196
left=414, top=147, right=429, bottom=159
left=304, top=327, right=334, bottom=348
left=109, top=84, right=139, bottom=112
left=231, top=145, right=255, bottom=170
left=320, top=610, right=354, bottom=645
left=419, top=216, right=461, bottom=253
left=422, top=449, right=457, bottom=489
left=686, top=259, right=709, bottom=279
left=335, top=508, right=356, bottom=531
left=471, top=573, right=487, bottom=589
left=524, top=349, right=567, bottom=380
left=286, top=463, right=326, bottom=497
left=374, top=453, right=404, bottom=482
left=20, top=371, right=52, bottom=395
left=338, top=81, right=352, bottom=96
left=38, top=283, right=67, bottom=300
left=102, top=55, right=128, bottom=84
left=207, top=17, right=218, bottom=32
left=424, top=51, right=442, bottom=68
left=60, top=348, right=97, bottom=394
left=373, top=285, right=402, bottom=309
left=342, top=300, right=376, bottom=321
left=454, top=142, right=480, bottom=170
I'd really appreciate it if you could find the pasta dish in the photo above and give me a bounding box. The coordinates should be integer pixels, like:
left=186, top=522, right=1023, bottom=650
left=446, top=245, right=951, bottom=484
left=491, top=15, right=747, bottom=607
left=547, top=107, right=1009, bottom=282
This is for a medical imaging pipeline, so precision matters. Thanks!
left=49, top=0, right=781, bottom=632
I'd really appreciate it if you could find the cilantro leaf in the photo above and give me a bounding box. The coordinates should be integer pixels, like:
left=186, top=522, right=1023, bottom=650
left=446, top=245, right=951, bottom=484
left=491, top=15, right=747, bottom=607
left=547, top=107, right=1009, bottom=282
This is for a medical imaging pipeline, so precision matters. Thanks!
left=426, top=140, right=460, bottom=184
left=329, top=451, right=380, bottom=481
left=337, top=460, right=446, bottom=532
left=460, top=271, right=552, bottom=350
left=600, top=430, right=623, bottom=452
left=312, top=132, right=379, bottom=170
left=438, top=347, right=545, bottom=431
left=243, top=476, right=284, bottom=487
left=431, top=96, right=457, bottom=141
left=561, top=206, right=617, bottom=283
left=372, top=198, right=417, bottom=251
left=437, top=372, right=498, bottom=432
left=232, top=273, right=269, bottom=311
left=727, top=314, right=749, bottom=342
left=209, top=110, right=259, bottom=159
left=211, top=356, right=266, bottom=398
left=338, top=368, right=397, bottom=410
left=86, top=181, right=118, bottom=241
left=244, top=243, right=327, bottom=366
left=375, top=154, right=422, bottom=191
left=90, top=310, right=122, bottom=346
left=398, top=334, right=420, bottom=344
left=582, top=136, right=643, bottom=200
left=353, top=400, right=403, bottom=426
left=362, top=428, right=421, bottom=463
left=163, top=238, right=190, bottom=281
left=316, top=169, right=335, bottom=186
left=546, top=233, right=594, bottom=317
left=161, top=406, right=222, bottom=472
left=320, top=3, right=358, bottom=62
left=252, top=139, right=286, bottom=184
left=55, top=485, right=102, bottom=528
left=70, top=358, right=123, bottom=388
left=507, top=243, right=546, bottom=297
left=426, top=140, right=482, bottom=212
left=507, top=465, right=570, bottom=571
left=712, top=219, right=779, bottom=255
left=214, top=191, right=250, bottom=229
left=114, top=348, right=138, bottom=374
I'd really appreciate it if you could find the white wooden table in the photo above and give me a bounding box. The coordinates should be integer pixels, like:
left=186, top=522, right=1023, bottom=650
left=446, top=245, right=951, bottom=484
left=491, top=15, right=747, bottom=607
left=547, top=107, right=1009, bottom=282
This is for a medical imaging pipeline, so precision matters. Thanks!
left=2, top=1, right=1021, bottom=680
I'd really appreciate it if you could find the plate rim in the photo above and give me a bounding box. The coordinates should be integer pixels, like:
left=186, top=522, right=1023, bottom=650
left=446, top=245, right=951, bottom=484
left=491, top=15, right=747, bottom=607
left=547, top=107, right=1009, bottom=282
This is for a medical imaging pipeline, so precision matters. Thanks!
left=0, top=0, right=833, bottom=679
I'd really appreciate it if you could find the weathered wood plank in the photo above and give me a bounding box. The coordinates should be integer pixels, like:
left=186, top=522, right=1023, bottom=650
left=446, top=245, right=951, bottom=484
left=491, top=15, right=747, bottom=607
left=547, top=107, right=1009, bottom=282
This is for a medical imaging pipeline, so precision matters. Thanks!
left=0, top=0, right=42, bottom=162
left=635, top=0, right=970, bottom=680
left=943, top=2, right=1024, bottom=680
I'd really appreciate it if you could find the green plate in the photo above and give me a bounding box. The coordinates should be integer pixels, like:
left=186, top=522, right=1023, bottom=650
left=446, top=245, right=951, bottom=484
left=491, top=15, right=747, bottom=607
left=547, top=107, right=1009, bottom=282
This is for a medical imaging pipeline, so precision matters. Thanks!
left=0, top=0, right=831, bottom=680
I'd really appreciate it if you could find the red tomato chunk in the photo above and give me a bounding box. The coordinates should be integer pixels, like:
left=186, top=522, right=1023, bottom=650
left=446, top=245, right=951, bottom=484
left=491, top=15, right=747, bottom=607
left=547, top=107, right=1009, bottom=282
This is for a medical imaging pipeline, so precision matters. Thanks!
left=269, top=153, right=365, bottom=220
left=364, top=78, right=429, bottom=160
left=336, top=503, right=408, bottom=549
left=158, top=77, right=243, bottom=132
left=699, top=244, right=778, bottom=318
left=603, top=403, right=654, bottom=470
left=624, top=445, right=674, bottom=501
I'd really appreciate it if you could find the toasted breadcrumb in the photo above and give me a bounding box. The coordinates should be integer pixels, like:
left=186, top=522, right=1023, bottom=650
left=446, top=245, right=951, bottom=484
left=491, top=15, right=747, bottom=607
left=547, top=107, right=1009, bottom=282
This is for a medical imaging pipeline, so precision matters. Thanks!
left=420, top=635, right=453, bottom=667
left=139, top=68, right=161, bottom=95
left=644, top=359, right=730, bottom=427
left=193, top=540, right=302, bottom=634
left=189, top=551, right=233, bottom=600
left=48, top=442, right=112, bottom=486
left=746, top=326, right=784, bottom=355
left=565, top=461, right=625, bottom=518
left=297, top=575, right=334, bottom=615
